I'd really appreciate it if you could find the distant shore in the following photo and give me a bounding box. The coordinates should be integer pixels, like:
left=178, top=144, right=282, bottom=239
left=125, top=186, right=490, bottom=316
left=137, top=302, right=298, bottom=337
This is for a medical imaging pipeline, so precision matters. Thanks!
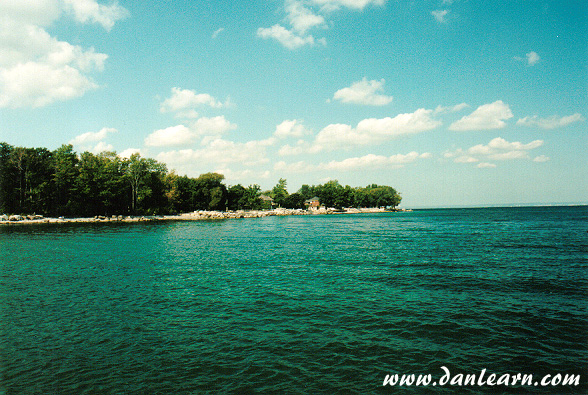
left=0, top=207, right=411, bottom=225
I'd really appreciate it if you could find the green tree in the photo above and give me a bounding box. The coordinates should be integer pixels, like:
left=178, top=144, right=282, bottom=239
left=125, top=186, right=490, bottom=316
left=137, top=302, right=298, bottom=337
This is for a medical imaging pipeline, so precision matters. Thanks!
left=227, top=184, right=247, bottom=211
left=125, top=154, right=168, bottom=214
left=52, top=144, right=79, bottom=216
left=0, top=143, right=16, bottom=213
left=242, top=184, right=263, bottom=210
left=283, top=192, right=305, bottom=209
left=270, top=178, right=289, bottom=207
left=192, top=172, right=227, bottom=211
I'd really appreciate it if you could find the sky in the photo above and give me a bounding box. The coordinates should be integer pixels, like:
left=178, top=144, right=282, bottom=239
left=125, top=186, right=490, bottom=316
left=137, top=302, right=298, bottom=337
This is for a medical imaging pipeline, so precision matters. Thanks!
left=1, top=0, right=586, bottom=208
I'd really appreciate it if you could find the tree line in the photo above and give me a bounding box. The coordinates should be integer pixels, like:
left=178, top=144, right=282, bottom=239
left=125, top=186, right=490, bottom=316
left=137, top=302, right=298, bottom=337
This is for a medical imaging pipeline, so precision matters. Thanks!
left=0, top=142, right=401, bottom=216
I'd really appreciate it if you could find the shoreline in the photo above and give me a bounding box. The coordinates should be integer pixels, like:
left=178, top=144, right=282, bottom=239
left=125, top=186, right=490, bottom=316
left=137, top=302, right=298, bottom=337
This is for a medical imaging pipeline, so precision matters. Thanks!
left=0, top=207, right=409, bottom=226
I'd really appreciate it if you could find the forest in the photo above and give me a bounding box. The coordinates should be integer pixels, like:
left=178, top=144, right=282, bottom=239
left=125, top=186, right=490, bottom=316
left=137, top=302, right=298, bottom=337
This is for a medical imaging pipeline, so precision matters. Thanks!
left=0, top=142, right=402, bottom=217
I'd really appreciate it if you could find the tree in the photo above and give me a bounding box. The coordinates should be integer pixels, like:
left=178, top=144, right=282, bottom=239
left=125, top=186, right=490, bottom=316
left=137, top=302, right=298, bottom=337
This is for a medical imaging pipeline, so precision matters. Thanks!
left=283, top=192, right=305, bottom=209
left=0, top=143, right=16, bottom=213
left=270, top=178, right=288, bottom=207
left=52, top=144, right=79, bottom=216
left=242, top=184, right=263, bottom=210
left=191, top=172, right=227, bottom=211
left=125, top=153, right=167, bottom=214
left=227, top=184, right=247, bottom=211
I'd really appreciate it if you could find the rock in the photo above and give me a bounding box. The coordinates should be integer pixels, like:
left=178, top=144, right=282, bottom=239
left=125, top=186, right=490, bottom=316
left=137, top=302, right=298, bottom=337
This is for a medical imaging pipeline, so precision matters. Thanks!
left=0, top=214, right=8, bottom=221
left=9, top=215, right=23, bottom=221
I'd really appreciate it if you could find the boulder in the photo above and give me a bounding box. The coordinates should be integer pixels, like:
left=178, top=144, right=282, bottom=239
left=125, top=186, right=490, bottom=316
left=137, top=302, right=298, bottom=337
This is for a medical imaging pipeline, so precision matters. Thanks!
left=9, top=215, right=23, bottom=221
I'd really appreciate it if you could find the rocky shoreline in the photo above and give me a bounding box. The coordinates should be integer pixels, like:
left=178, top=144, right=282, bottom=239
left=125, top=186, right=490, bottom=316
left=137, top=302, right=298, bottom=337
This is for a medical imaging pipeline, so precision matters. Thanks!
left=0, top=207, right=409, bottom=225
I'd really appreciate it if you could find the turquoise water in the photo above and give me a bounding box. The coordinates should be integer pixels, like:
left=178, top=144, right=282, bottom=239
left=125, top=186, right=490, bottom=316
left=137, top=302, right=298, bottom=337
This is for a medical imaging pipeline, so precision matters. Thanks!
left=1, top=206, right=587, bottom=394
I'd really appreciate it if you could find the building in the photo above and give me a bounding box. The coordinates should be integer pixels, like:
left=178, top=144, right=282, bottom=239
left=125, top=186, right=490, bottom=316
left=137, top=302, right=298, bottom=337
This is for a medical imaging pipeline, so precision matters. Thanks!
left=304, top=196, right=320, bottom=209
left=259, top=195, right=276, bottom=209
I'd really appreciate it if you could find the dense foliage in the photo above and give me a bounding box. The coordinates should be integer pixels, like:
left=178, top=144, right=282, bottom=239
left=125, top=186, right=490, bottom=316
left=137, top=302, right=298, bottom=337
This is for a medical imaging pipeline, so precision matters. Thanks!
left=0, top=142, right=401, bottom=216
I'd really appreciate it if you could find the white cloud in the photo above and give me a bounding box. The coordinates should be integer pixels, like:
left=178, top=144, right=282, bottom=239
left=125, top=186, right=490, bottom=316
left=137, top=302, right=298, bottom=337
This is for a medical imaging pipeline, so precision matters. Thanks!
left=445, top=137, right=544, bottom=166
left=516, top=113, right=585, bottom=129
left=333, top=78, right=393, bottom=106
left=514, top=51, right=541, bottom=66
left=157, top=138, right=272, bottom=169
left=274, top=160, right=315, bottom=173
left=192, top=116, right=237, bottom=136
left=449, top=100, right=513, bottom=131
left=274, top=120, right=310, bottom=138
left=145, top=125, right=195, bottom=147
left=431, top=10, right=448, bottom=23
left=313, top=108, right=441, bottom=151
left=63, top=0, right=129, bottom=31
left=91, top=141, right=114, bottom=154
left=533, top=155, right=550, bottom=163
left=434, top=103, right=469, bottom=114
left=526, top=51, right=540, bottom=66
left=118, top=148, right=142, bottom=159
left=487, top=137, right=543, bottom=151
left=0, top=0, right=61, bottom=27
left=320, top=152, right=430, bottom=171
left=477, top=162, right=496, bottom=168
left=0, top=23, right=108, bottom=108
left=488, top=150, right=529, bottom=160
left=259, top=0, right=384, bottom=49
left=256, top=24, right=322, bottom=49
left=278, top=140, right=311, bottom=156
left=212, top=28, right=224, bottom=39
left=69, top=127, right=117, bottom=145
left=286, top=0, right=325, bottom=34
left=311, top=0, right=386, bottom=11
left=0, top=0, right=125, bottom=108
left=454, top=155, right=478, bottom=163
left=160, top=87, right=226, bottom=114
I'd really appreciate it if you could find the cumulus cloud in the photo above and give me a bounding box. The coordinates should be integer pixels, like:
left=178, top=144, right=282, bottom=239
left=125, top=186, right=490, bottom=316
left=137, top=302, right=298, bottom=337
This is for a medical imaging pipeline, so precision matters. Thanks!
left=320, top=152, right=430, bottom=171
left=258, top=0, right=384, bottom=49
left=431, top=10, right=448, bottom=23
left=526, top=51, right=540, bottom=66
left=0, top=23, right=108, bottom=108
left=477, top=162, right=496, bottom=168
left=160, top=87, right=226, bottom=114
left=274, top=120, right=310, bottom=138
left=69, top=127, right=117, bottom=145
left=333, top=78, right=393, bottom=106
left=286, top=0, right=325, bottom=34
left=256, top=24, right=322, bottom=49
left=533, top=155, right=550, bottom=163
left=313, top=108, right=441, bottom=151
left=274, top=160, right=316, bottom=173
left=444, top=137, right=544, bottom=167
left=156, top=138, right=272, bottom=169
left=63, top=0, right=129, bottom=31
left=0, top=0, right=127, bottom=108
left=192, top=116, right=237, bottom=136
left=514, top=51, right=541, bottom=66
left=434, top=103, right=469, bottom=114
left=91, top=141, right=114, bottom=154
left=145, top=116, right=237, bottom=147
left=449, top=100, right=513, bottom=131
left=516, top=113, right=585, bottom=129
left=145, top=125, right=195, bottom=147
left=311, top=0, right=386, bottom=11
left=118, top=148, right=142, bottom=159
left=274, top=151, right=429, bottom=173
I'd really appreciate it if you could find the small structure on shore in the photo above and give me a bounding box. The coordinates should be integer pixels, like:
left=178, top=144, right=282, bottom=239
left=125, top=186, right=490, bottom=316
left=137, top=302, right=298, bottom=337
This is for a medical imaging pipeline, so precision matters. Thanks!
left=259, top=195, right=276, bottom=210
left=304, top=197, right=321, bottom=209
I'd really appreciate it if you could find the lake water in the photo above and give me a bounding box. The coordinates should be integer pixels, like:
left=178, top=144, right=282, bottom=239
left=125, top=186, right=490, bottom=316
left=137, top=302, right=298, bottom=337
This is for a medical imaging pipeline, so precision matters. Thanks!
left=1, top=206, right=587, bottom=394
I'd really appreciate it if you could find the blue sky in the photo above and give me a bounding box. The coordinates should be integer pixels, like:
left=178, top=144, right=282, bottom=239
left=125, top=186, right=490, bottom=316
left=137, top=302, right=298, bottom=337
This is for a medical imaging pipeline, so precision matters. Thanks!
left=1, top=0, right=586, bottom=207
